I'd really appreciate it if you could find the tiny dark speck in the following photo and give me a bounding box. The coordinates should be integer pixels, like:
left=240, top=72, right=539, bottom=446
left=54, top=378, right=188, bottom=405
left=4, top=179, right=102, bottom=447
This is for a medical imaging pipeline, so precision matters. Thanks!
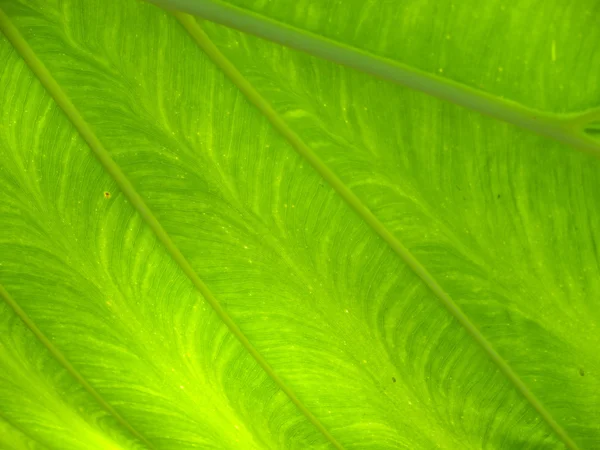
left=104, top=191, right=111, bottom=199
left=392, top=377, right=396, bottom=383
left=497, top=194, right=501, bottom=199
left=579, top=368, right=585, bottom=376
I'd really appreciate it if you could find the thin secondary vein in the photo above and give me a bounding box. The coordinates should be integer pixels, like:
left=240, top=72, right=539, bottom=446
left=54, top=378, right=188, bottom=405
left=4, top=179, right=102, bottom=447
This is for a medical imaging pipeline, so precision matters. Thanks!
left=175, top=13, right=582, bottom=450
left=0, top=409, right=49, bottom=449
left=0, top=11, right=154, bottom=448
left=147, top=0, right=600, bottom=158
left=0, top=284, right=154, bottom=449
left=0, top=8, right=344, bottom=450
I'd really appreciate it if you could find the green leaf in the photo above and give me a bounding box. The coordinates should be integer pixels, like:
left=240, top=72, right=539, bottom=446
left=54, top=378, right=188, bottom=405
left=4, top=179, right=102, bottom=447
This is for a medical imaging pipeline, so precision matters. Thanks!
left=149, top=0, right=600, bottom=155
left=0, top=1, right=598, bottom=449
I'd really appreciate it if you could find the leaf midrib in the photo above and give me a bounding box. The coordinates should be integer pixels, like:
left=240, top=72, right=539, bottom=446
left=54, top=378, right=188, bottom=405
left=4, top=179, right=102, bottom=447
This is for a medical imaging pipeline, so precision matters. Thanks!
left=147, top=0, right=600, bottom=158
left=0, top=8, right=344, bottom=450
left=173, top=12, right=582, bottom=450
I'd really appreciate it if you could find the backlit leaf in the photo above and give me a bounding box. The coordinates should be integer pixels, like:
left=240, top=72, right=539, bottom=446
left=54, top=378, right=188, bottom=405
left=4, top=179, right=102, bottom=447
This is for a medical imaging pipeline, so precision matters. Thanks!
left=0, top=0, right=598, bottom=449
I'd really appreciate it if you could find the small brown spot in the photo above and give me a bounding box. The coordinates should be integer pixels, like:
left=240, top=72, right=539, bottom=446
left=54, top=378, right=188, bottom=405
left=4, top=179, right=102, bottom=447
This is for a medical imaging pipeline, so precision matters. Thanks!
left=392, top=377, right=396, bottom=383
left=104, top=191, right=111, bottom=199
left=579, top=368, right=585, bottom=377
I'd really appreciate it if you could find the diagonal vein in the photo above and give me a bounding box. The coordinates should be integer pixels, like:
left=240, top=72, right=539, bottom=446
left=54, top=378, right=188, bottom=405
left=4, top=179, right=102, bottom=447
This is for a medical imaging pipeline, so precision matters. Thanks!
left=173, top=12, right=581, bottom=450
left=0, top=408, right=50, bottom=449
left=0, top=7, right=344, bottom=450
left=146, top=0, right=600, bottom=158
left=0, top=283, right=155, bottom=449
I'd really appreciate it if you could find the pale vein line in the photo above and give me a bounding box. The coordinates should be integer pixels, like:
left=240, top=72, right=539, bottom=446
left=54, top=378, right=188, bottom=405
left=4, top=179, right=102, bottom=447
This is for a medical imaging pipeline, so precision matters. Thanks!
left=0, top=8, right=344, bottom=450
left=0, top=284, right=154, bottom=449
left=0, top=409, right=49, bottom=449
left=147, top=0, right=600, bottom=158
left=174, top=13, right=581, bottom=450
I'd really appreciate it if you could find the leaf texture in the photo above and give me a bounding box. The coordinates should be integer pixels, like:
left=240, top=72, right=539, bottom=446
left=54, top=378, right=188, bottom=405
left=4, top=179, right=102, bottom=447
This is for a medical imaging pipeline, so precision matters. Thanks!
left=176, top=0, right=600, bottom=113
left=148, top=0, right=600, bottom=155
left=0, top=0, right=598, bottom=449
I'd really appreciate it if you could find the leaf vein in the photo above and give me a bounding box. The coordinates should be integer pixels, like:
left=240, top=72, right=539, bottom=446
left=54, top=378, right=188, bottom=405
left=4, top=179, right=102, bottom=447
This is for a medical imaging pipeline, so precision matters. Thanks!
left=148, top=0, right=600, bottom=157
left=0, top=8, right=344, bottom=450
left=0, top=409, right=50, bottom=449
left=175, top=12, right=581, bottom=450
left=0, top=283, right=154, bottom=449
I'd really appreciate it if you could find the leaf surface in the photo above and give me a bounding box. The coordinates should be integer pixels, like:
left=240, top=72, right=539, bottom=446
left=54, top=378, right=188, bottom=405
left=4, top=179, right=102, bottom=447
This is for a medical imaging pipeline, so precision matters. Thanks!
left=0, top=0, right=598, bottom=449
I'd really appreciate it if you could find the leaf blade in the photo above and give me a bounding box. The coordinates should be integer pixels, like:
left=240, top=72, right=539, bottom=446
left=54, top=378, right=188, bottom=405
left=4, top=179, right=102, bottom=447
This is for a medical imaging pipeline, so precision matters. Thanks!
left=176, top=13, right=588, bottom=449
left=0, top=4, right=329, bottom=446
left=145, top=0, right=600, bottom=157
left=197, top=15, right=600, bottom=447
left=1, top=0, right=598, bottom=448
